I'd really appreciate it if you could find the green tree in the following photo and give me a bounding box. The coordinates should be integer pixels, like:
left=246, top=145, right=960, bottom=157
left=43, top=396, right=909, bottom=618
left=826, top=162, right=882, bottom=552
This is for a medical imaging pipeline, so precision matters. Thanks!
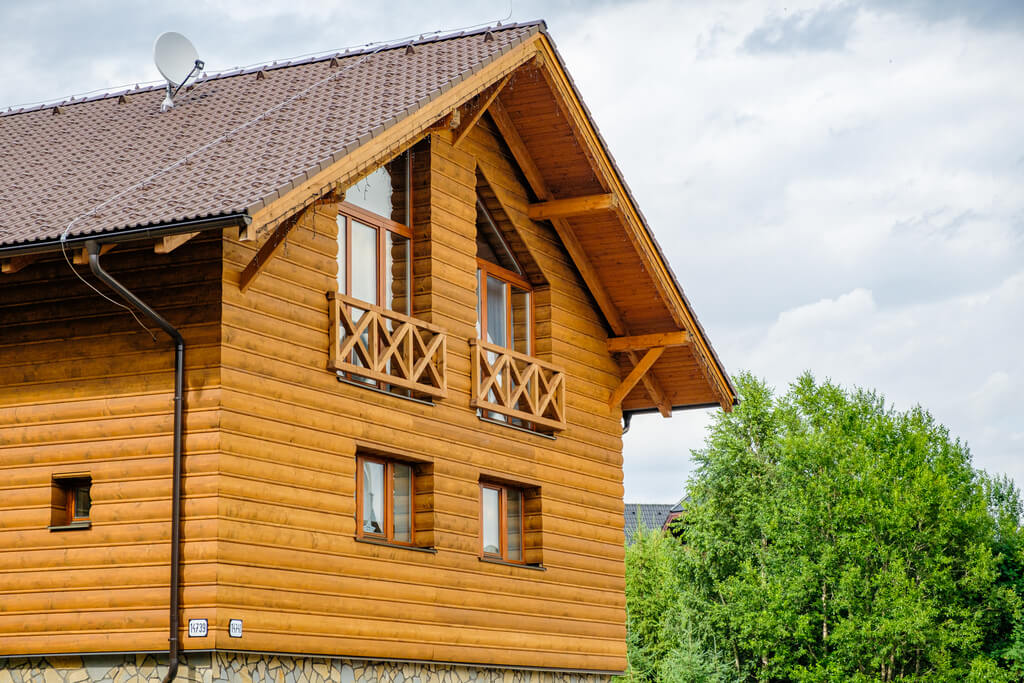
left=660, top=372, right=1023, bottom=682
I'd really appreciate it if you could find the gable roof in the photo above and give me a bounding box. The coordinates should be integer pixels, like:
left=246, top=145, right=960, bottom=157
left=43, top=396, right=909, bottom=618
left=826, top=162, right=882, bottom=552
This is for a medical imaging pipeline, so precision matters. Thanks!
left=623, top=504, right=676, bottom=545
left=0, top=20, right=735, bottom=414
left=0, top=23, right=541, bottom=249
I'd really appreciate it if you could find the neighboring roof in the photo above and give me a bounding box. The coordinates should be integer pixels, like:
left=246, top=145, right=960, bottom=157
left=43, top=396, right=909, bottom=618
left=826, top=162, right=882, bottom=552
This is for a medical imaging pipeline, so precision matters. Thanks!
left=623, top=503, right=675, bottom=545
left=0, top=22, right=541, bottom=249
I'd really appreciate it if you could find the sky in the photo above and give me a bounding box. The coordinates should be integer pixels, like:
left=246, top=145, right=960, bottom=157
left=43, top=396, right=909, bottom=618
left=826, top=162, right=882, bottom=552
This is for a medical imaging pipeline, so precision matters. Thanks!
left=2, top=1, right=1021, bottom=503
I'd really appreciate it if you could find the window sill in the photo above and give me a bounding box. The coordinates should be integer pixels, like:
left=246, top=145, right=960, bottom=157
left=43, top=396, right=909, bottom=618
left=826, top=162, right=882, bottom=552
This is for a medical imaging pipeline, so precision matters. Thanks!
left=337, top=374, right=436, bottom=407
left=477, top=414, right=556, bottom=440
left=49, top=521, right=91, bottom=532
left=354, top=537, right=437, bottom=554
left=479, top=557, right=545, bottom=571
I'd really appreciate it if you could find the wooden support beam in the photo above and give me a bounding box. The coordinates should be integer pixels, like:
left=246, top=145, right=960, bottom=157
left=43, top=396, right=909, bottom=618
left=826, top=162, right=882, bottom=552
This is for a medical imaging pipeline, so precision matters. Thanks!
left=427, top=108, right=461, bottom=134
left=453, top=72, right=513, bottom=148
left=609, top=347, right=665, bottom=410
left=528, top=194, right=616, bottom=221
left=488, top=99, right=550, bottom=203
left=72, top=243, right=115, bottom=265
left=1, top=253, right=40, bottom=274
left=627, top=350, right=672, bottom=418
left=154, top=232, right=199, bottom=254
left=238, top=206, right=310, bottom=293
left=607, top=330, right=690, bottom=353
left=489, top=96, right=627, bottom=337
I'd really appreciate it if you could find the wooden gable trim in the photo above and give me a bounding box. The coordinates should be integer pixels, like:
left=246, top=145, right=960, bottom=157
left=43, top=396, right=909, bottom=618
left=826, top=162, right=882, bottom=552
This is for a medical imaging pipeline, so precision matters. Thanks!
left=453, top=72, right=514, bottom=149
left=488, top=98, right=672, bottom=417
left=245, top=35, right=543, bottom=244
left=532, top=37, right=734, bottom=411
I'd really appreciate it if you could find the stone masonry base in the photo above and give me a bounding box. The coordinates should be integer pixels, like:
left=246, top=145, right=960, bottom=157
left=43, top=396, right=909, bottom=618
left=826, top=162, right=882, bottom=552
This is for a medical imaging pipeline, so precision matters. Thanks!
left=0, top=653, right=613, bottom=683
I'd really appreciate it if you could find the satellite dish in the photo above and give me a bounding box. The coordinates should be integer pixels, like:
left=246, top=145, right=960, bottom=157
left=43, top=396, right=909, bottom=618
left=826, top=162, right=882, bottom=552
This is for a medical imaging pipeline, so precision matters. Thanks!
left=153, top=32, right=204, bottom=111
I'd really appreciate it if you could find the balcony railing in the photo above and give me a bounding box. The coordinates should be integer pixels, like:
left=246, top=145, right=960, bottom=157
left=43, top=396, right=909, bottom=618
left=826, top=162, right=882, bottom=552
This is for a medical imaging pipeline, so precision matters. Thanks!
left=470, top=339, right=566, bottom=433
left=327, top=293, right=448, bottom=399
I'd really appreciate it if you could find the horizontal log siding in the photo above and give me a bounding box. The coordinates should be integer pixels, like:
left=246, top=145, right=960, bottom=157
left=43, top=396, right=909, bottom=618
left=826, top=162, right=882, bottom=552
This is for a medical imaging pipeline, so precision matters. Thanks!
left=0, top=237, right=222, bottom=655
left=216, top=129, right=626, bottom=671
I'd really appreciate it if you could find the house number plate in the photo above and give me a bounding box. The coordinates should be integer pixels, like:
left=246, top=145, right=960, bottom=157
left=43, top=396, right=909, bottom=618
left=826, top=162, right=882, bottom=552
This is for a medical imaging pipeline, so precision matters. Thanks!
left=229, top=619, right=243, bottom=638
left=188, top=619, right=208, bottom=637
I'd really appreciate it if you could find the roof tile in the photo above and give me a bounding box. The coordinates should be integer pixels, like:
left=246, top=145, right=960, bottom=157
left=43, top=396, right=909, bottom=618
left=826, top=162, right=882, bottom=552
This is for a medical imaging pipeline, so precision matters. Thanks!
left=0, top=23, right=541, bottom=248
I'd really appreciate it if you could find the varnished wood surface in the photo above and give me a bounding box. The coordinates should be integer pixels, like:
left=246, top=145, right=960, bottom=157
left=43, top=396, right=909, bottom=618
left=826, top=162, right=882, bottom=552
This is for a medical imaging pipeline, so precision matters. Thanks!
left=0, top=236, right=223, bottom=655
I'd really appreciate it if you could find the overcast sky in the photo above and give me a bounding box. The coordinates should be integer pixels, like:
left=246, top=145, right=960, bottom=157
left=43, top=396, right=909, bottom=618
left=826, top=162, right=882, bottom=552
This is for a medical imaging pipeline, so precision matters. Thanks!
left=3, top=1, right=1021, bottom=503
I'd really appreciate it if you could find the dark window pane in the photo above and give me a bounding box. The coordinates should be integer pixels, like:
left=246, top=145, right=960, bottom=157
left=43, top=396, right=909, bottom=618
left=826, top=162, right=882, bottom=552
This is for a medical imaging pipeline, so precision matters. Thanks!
left=362, top=460, right=385, bottom=536
left=336, top=215, right=347, bottom=295
left=511, top=286, right=531, bottom=356
left=482, top=487, right=500, bottom=555
left=73, top=486, right=91, bottom=520
left=392, top=463, right=413, bottom=543
left=506, top=488, right=522, bottom=562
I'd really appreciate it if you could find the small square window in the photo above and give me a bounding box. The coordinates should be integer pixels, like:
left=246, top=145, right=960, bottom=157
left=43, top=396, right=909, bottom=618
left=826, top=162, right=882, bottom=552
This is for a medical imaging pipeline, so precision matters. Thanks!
left=51, top=476, right=91, bottom=530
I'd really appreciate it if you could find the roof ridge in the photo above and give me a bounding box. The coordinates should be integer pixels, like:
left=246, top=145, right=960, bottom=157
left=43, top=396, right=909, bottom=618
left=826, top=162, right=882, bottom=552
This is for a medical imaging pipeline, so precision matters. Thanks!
left=0, top=20, right=546, bottom=119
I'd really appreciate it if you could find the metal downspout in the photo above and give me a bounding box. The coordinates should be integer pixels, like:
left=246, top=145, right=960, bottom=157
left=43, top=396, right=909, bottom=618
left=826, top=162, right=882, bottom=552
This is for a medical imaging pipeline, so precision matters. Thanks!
left=86, top=241, right=184, bottom=683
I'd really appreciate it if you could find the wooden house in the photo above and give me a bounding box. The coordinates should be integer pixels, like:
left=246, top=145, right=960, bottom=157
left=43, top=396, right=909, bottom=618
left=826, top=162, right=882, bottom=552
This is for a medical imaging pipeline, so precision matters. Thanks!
left=0, top=21, right=735, bottom=683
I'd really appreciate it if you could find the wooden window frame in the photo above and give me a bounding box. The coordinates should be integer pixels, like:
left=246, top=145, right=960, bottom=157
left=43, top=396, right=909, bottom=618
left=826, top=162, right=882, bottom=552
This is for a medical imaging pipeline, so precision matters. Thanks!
left=51, top=475, right=91, bottom=530
left=479, top=482, right=525, bottom=564
left=337, top=152, right=414, bottom=313
left=477, top=258, right=535, bottom=355
left=356, top=455, right=416, bottom=547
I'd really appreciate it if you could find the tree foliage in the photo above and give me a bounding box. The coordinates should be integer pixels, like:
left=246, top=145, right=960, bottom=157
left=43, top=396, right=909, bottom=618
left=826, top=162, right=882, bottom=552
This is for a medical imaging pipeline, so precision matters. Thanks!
left=624, top=373, right=1024, bottom=682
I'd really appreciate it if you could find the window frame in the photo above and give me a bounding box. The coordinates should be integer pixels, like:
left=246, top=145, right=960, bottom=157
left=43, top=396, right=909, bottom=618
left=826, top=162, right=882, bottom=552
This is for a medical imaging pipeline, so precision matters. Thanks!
left=356, top=455, right=416, bottom=547
left=337, top=201, right=414, bottom=313
left=479, top=482, right=525, bottom=564
left=50, top=475, right=91, bottom=531
left=476, top=258, right=535, bottom=355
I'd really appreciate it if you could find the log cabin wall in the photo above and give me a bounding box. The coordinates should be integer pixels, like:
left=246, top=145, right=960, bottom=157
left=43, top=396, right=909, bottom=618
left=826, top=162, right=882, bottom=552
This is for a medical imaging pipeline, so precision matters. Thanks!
left=0, top=236, right=223, bottom=655
left=216, top=126, right=628, bottom=672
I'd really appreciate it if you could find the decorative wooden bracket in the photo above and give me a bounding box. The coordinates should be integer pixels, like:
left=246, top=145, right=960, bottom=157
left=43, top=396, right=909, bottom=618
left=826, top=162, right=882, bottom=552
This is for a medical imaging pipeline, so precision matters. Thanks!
left=528, top=194, right=617, bottom=221
left=453, top=72, right=514, bottom=149
left=238, top=206, right=311, bottom=293
left=2, top=253, right=40, bottom=274
left=427, top=108, right=461, bottom=134
left=155, top=232, right=199, bottom=254
left=608, top=347, right=665, bottom=410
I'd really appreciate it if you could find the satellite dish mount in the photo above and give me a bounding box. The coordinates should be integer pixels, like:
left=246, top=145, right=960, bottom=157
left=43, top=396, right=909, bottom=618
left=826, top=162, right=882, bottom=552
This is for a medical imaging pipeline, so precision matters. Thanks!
left=153, top=32, right=205, bottom=112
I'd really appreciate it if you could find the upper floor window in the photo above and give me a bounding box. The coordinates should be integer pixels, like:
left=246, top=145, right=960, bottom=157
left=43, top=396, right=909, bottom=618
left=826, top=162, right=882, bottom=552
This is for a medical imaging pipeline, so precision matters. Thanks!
left=476, top=196, right=532, bottom=355
left=338, top=152, right=412, bottom=315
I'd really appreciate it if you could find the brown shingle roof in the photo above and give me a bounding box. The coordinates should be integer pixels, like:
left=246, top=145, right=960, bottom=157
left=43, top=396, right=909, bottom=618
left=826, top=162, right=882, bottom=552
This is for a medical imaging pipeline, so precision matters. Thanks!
left=0, top=23, right=541, bottom=249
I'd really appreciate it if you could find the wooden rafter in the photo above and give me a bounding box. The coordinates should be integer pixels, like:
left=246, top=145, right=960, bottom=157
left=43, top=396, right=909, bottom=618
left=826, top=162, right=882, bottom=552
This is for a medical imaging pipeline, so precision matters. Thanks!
left=453, top=72, right=513, bottom=149
left=489, top=95, right=672, bottom=417
left=607, top=331, right=690, bottom=353
left=155, top=232, right=199, bottom=254
left=608, top=347, right=665, bottom=410
left=1, top=253, right=40, bottom=274
left=238, top=205, right=311, bottom=293
left=527, top=194, right=616, bottom=221
left=72, top=243, right=115, bottom=265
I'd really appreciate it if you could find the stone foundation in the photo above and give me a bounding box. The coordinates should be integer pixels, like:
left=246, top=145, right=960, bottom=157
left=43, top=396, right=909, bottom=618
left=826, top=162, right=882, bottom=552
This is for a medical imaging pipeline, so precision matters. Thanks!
left=0, top=653, right=612, bottom=683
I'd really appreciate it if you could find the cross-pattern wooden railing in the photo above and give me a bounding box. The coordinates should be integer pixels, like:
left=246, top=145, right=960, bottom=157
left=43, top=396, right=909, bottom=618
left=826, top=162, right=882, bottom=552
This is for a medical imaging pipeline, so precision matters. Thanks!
left=328, top=293, right=448, bottom=399
left=470, top=339, right=566, bottom=433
